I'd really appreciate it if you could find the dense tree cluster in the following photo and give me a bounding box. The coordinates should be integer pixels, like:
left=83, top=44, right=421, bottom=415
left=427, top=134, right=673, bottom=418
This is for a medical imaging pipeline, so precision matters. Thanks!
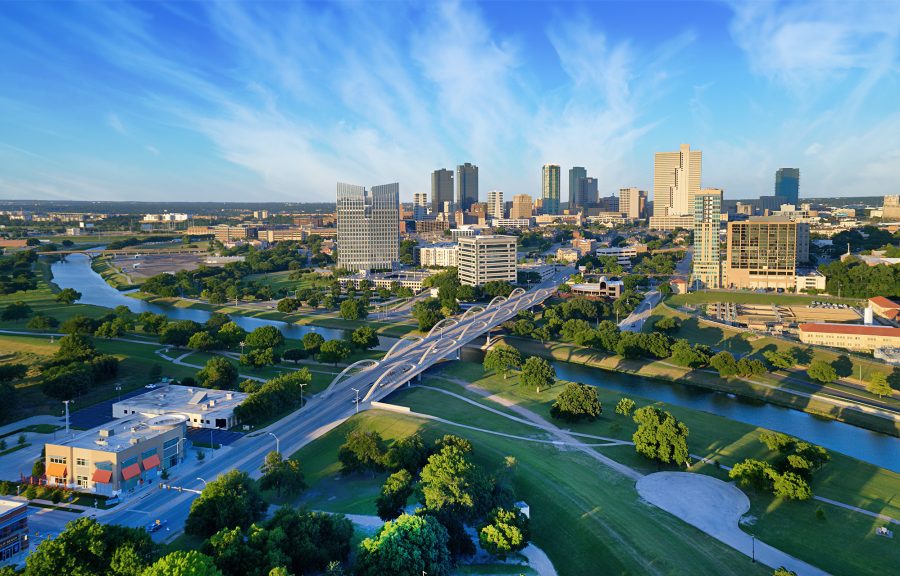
left=233, top=369, right=311, bottom=425
left=632, top=406, right=690, bottom=467
left=0, top=248, right=38, bottom=295
left=550, top=382, right=602, bottom=422
left=40, top=334, right=119, bottom=400
left=729, top=432, right=829, bottom=501
left=819, top=257, right=900, bottom=298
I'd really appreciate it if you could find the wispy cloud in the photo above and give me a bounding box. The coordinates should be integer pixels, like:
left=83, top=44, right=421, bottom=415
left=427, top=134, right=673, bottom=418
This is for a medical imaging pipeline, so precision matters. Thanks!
left=107, top=113, right=126, bottom=134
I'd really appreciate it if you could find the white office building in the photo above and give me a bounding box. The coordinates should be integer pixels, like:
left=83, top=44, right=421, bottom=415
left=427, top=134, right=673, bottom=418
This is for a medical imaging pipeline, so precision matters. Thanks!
left=417, top=243, right=459, bottom=268
left=337, top=182, right=400, bottom=273
left=458, top=235, right=517, bottom=286
left=413, top=192, right=429, bottom=220
left=487, top=190, right=504, bottom=220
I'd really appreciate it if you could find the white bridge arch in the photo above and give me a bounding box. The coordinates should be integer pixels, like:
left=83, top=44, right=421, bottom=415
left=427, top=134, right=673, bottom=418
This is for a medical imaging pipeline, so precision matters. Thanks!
left=324, top=359, right=380, bottom=397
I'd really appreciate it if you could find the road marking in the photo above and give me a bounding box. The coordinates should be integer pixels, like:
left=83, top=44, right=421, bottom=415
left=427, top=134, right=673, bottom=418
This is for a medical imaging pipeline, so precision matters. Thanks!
left=130, top=509, right=153, bottom=515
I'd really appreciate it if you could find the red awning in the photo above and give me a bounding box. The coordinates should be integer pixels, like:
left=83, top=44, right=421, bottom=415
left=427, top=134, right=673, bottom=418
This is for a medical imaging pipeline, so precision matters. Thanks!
left=91, top=469, right=112, bottom=484
left=121, top=463, right=141, bottom=481
left=46, top=463, right=67, bottom=478
left=142, top=454, right=161, bottom=471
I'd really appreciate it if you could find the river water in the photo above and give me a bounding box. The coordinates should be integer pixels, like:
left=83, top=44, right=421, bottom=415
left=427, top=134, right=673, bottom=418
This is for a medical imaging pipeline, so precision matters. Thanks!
left=52, top=254, right=898, bottom=470
left=50, top=253, right=349, bottom=341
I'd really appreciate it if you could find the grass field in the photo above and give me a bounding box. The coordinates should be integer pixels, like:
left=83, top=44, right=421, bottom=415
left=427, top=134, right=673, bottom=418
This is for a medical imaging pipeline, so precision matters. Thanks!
left=291, top=409, right=772, bottom=576
left=668, top=291, right=863, bottom=307
left=412, top=362, right=900, bottom=576
left=91, top=256, right=137, bottom=290
left=243, top=270, right=334, bottom=294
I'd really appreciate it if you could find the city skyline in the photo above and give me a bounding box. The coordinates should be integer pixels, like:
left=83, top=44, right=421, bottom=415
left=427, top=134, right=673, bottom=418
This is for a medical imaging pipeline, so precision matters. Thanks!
left=2, top=1, right=899, bottom=202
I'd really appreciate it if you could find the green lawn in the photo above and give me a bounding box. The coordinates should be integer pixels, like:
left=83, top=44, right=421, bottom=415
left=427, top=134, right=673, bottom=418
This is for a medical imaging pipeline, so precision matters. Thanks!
left=420, top=362, right=900, bottom=576
left=91, top=256, right=137, bottom=290
left=668, top=291, right=863, bottom=307
left=291, top=408, right=771, bottom=576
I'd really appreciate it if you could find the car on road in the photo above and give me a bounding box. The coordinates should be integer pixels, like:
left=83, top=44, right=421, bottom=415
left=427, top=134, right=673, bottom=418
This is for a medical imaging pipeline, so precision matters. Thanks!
left=146, top=519, right=168, bottom=533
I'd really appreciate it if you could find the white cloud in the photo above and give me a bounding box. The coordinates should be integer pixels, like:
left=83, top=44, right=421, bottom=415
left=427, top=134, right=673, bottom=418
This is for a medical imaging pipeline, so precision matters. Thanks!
left=145, top=145, right=159, bottom=155
left=107, top=113, right=125, bottom=134
left=804, top=143, right=823, bottom=156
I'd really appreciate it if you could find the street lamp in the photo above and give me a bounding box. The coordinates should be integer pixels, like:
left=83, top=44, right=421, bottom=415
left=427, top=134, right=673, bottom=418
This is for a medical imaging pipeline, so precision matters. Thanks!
left=351, top=388, right=361, bottom=414
left=299, top=382, right=308, bottom=407
left=239, top=341, right=245, bottom=355
left=751, top=534, right=756, bottom=563
left=62, top=400, right=73, bottom=436
left=196, top=477, right=208, bottom=487
left=115, top=384, right=122, bottom=402
left=267, top=432, right=280, bottom=454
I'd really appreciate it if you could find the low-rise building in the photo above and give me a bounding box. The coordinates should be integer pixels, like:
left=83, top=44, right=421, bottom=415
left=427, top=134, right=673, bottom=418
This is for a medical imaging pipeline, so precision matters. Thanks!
left=44, top=414, right=186, bottom=495
left=595, top=245, right=645, bottom=266
left=341, top=270, right=432, bottom=292
left=417, top=243, right=459, bottom=268
left=491, top=218, right=532, bottom=229
left=556, top=248, right=580, bottom=263
left=649, top=215, right=694, bottom=230
left=798, top=323, right=900, bottom=351
left=113, top=385, right=248, bottom=430
left=0, top=499, right=28, bottom=561
left=571, top=238, right=596, bottom=254
left=458, top=235, right=517, bottom=286
left=794, top=270, right=826, bottom=293
left=869, top=297, right=900, bottom=324
left=670, top=278, right=689, bottom=294
left=569, top=277, right=623, bottom=298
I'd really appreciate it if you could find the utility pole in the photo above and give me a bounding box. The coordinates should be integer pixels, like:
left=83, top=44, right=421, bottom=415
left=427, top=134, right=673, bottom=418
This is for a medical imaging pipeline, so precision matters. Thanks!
left=267, top=432, right=280, bottom=454
left=299, top=382, right=308, bottom=406
left=351, top=388, right=360, bottom=414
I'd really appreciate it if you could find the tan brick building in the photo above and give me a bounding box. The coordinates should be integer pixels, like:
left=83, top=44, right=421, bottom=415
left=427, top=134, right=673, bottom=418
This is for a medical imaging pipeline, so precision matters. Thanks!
left=798, top=323, right=900, bottom=351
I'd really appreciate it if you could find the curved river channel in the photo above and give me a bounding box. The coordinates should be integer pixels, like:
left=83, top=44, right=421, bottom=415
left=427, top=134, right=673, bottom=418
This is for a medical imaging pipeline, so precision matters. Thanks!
left=53, top=253, right=899, bottom=471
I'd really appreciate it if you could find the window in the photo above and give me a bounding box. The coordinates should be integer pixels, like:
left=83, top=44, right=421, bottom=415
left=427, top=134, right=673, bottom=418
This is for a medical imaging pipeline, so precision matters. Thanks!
left=49, top=456, right=66, bottom=464
left=77, top=475, right=88, bottom=488
left=76, top=458, right=88, bottom=467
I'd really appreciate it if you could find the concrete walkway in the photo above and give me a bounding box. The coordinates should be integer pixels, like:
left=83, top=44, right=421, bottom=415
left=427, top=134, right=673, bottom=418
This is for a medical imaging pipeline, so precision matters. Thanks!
left=637, top=473, right=829, bottom=576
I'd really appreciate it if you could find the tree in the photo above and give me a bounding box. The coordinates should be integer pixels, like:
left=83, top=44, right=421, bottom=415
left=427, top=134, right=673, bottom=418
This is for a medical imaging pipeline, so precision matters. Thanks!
left=55, top=288, right=82, bottom=304
left=60, top=315, right=98, bottom=335
left=185, top=470, right=268, bottom=538
left=259, top=451, right=306, bottom=498
left=550, top=382, right=601, bottom=422
left=1, top=301, right=32, bottom=322
left=375, top=469, right=414, bottom=521
left=196, top=357, right=238, bottom=390
left=759, top=431, right=794, bottom=452
left=709, top=351, right=738, bottom=378
left=615, top=397, right=636, bottom=417
left=772, top=471, right=812, bottom=500
left=302, top=332, right=325, bottom=353
left=763, top=349, right=795, bottom=370
left=187, top=331, right=217, bottom=351
left=867, top=372, right=893, bottom=398
left=807, top=360, right=837, bottom=383
left=317, top=340, right=350, bottom=365
left=482, top=344, right=522, bottom=379
left=27, top=314, right=59, bottom=330
left=245, top=326, right=284, bottom=350
left=385, top=433, right=428, bottom=473
left=339, top=298, right=367, bottom=320
left=339, top=430, right=386, bottom=475
left=419, top=443, right=490, bottom=522
left=0, top=363, right=27, bottom=382
left=729, top=459, right=777, bottom=491
left=632, top=406, right=690, bottom=467
left=282, top=348, right=308, bottom=363
left=412, top=298, right=443, bottom=331
left=355, top=514, right=451, bottom=576
left=160, top=320, right=203, bottom=346
left=478, top=507, right=530, bottom=558
left=216, top=322, right=247, bottom=348
left=519, top=357, right=555, bottom=393
left=277, top=298, right=300, bottom=313
left=774, top=568, right=798, bottom=576
left=669, top=340, right=709, bottom=369
left=240, top=347, right=279, bottom=368
left=653, top=316, right=680, bottom=333
left=142, top=551, right=223, bottom=576
left=54, top=333, right=96, bottom=363
left=350, top=326, right=379, bottom=350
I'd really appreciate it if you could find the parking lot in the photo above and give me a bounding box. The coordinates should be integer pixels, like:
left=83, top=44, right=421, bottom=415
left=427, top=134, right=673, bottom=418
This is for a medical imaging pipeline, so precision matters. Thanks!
left=69, top=388, right=145, bottom=430
left=186, top=427, right=243, bottom=446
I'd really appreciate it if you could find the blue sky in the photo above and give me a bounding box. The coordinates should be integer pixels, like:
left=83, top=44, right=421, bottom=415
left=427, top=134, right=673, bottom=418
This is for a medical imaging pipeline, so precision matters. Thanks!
left=1, top=0, right=899, bottom=202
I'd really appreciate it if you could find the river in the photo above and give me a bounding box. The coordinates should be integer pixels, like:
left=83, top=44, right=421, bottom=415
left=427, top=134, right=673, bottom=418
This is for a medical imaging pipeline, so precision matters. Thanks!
left=50, top=253, right=349, bottom=341
left=53, top=254, right=898, bottom=471
left=460, top=350, right=900, bottom=472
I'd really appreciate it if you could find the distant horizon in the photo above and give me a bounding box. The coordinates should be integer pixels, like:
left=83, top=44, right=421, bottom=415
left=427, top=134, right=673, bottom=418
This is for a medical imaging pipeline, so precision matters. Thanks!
left=2, top=2, right=899, bottom=202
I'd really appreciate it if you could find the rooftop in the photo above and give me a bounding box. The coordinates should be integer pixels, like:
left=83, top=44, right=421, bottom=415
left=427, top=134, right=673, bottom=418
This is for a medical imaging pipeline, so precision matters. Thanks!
left=869, top=296, right=900, bottom=309
left=52, top=414, right=185, bottom=453
left=113, top=384, right=247, bottom=419
left=0, top=498, right=27, bottom=515
left=798, top=323, right=900, bottom=336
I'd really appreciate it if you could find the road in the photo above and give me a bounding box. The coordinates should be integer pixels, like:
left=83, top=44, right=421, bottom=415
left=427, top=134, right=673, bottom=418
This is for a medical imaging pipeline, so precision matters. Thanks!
left=619, top=290, right=660, bottom=332
left=96, top=268, right=574, bottom=538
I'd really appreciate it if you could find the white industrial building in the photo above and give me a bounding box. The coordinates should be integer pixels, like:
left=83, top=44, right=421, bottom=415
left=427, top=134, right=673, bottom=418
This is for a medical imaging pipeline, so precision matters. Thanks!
left=113, top=385, right=248, bottom=430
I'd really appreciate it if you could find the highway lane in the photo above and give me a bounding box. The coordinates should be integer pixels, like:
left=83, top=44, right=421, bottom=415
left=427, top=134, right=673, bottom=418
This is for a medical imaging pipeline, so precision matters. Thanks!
left=98, top=269, right=573, bottom=539
left=619, top=290, right=660, bottom=332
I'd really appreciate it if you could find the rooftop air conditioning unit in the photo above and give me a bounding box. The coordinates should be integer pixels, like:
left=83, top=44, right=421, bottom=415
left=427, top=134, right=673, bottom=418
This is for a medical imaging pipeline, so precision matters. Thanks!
left=130, top=438, right=140, bottom=445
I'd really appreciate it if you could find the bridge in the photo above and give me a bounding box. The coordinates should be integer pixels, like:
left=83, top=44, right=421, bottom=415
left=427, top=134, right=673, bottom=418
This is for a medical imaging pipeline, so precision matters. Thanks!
left=324, top=284, right=556, bottom=405
left=40, top=247, right=207, bottom=259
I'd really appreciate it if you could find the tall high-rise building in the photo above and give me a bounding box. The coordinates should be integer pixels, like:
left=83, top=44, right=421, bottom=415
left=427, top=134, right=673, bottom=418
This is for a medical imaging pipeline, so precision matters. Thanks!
left=691, top=188, right=723, bottom=289
left=510, top=194, right=533, bottom=220
left=568, top=167, right=587, bottom=211
left=654, top=144, right=701, bottom=217
left=724, top=217, right=809, bottom=290
left=542, top=164, right=561, bottom=215
left=456, top=163, right=479, bottom=211
left=487, top=190, right=504, bottom=220
left=458, top=235, right=517, bottom=286
left=413, top=192, right=428, bottom=220
left=431, top=169, right=454, bottom=215
left=775, top=168, right=800, bottom=206
left=619, top=188, right=647, bottom=219
left=336, top=182, right=399, bottom=273
left=574, top=177, right=599, bottom=211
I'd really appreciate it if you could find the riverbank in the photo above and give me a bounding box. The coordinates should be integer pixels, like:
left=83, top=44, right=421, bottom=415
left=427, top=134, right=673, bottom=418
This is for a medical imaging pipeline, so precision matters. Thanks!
left=498, top=335, right=900, bottom=438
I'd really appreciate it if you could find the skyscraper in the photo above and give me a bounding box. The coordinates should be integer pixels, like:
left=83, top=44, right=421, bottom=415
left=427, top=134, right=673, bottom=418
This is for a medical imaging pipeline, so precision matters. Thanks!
left=413, top=192, right=428, bottom=220
left=568, top=166, right=587, bottom=212
left=691, top=188, right=722, bottom=289
left=654, top=144, right=701, bottom=217
left=510, top=194, right=533, bottom=220
left=619, top=188, right=647, bottom=219
left=542, top=164, right=561, bottom=215
left=724, top=217, right=809, bottom=290
left=456, top=163, right=479, bottom=211
left=775, top=168, right=800, bottom=206
left=487, top=190, right=504, bottom=220
left=431, top=169, right=454, bottom=215
left=336, top=182, right=399, bottom=273
left=577, top=177, right=599, bottom=209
